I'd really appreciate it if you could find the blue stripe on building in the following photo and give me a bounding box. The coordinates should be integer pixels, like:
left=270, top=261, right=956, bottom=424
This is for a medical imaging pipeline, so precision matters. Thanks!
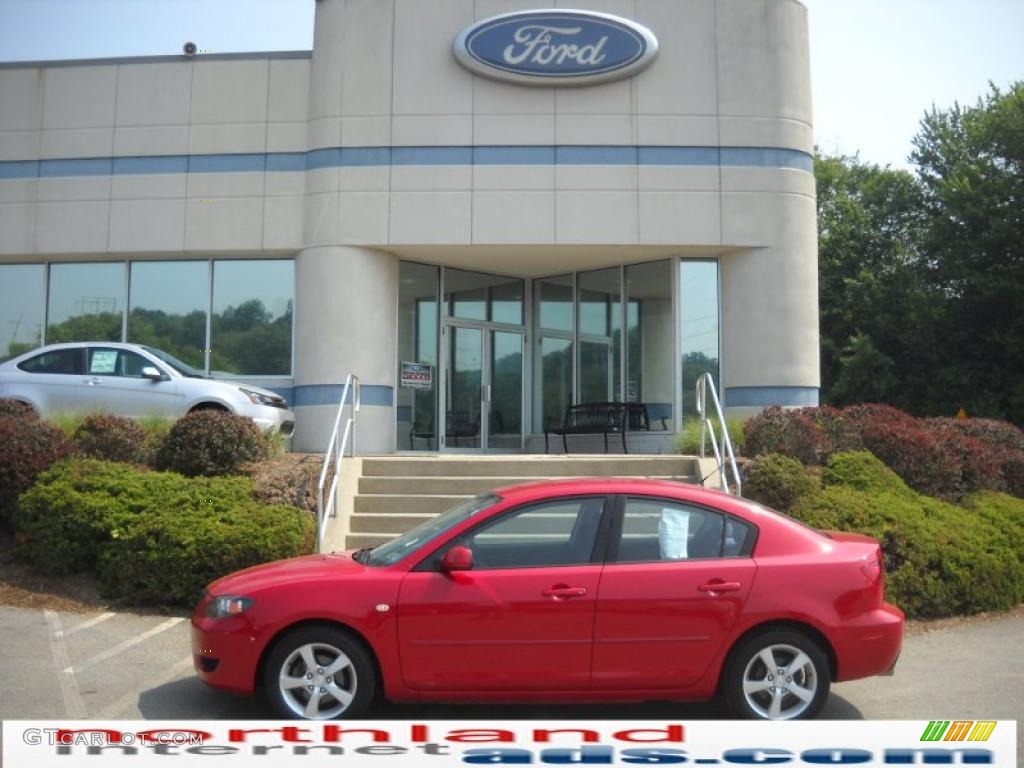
left=0, top=145, right=814, bottom=180
left=292, top=384, right=394, bottom=408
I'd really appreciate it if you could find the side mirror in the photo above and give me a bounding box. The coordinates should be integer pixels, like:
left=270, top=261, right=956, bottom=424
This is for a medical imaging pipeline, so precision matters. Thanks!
left=440, top=545, right=473, bottom=572
left=141, top=366, right=167, bottom=381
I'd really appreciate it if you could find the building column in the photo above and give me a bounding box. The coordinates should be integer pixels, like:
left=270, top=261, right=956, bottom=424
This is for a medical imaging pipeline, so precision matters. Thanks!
left=292, top=245, right=398, bottom=453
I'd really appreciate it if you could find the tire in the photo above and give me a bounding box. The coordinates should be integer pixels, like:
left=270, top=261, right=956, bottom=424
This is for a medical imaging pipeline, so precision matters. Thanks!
left=263, top=626, right=376, bottom=720
left=722, top=629, right=830, bottom=720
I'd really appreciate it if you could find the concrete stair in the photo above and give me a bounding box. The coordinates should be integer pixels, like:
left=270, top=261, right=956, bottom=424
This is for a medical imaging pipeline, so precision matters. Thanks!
left=343, top=455, right=701, bottom=550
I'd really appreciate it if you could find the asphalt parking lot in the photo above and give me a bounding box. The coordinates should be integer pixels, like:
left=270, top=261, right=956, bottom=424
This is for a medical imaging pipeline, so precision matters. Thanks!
left=1, top=604, right=1020, bottom=744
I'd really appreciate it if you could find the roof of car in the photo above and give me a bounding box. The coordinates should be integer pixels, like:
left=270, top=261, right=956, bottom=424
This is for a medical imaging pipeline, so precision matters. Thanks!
left=492, top=476, right=743, bottom=507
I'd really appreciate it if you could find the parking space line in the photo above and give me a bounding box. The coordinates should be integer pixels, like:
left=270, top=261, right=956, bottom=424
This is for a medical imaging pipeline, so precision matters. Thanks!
left=44, top=610, right=87, bottom=718
left=76, top=617, right=185, bottom=673
left=94, top=655, right=195, bottom=719
left=64, top=611, right=116, bottom=637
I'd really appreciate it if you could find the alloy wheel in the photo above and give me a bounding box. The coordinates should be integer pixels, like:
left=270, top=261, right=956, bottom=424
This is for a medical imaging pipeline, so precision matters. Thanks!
left=741, top=642, right=818, bottom=719
left=277, top=642, right=357, bottom=719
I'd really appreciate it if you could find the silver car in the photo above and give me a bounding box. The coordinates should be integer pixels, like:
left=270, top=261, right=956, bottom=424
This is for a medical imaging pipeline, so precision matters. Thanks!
left=0, top=342, right=295, bottom=435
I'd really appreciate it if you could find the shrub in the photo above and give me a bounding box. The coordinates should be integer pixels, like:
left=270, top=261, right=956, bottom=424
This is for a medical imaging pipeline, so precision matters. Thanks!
left=821, top=451, right=913, bottom=497
left=155, top=410, right=268, bottom=476
left=14, top=458, right=314, bottom=605
left=856, top=416, right=963, bottom=501
left=675, top=416, right=746, bottom=456
left=925, top=417, right=1024, bottom=454
left=0, top=414, right=69, bottom=524
left=72, top=414, right=149, bottom=464
left=14, top=459, right=253, bottom=575
left=0, top=398, right=36, bottom=420
left=792, top=483, right=1024, bottom=618
left=96, top=501, right=315, bottom=606
left=743, top=453, right=819, bottom=512
left=743, top=406, right=829, bottom=464
left=1001, top=452, right=1024, bottom=497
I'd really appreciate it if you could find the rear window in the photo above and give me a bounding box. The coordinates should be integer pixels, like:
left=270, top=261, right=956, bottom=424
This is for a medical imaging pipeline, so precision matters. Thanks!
left=17, top=348, right=83, bottom=375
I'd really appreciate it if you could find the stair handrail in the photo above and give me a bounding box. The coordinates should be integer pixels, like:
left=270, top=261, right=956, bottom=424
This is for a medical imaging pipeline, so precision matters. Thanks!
left=316, top=374, right=360, bottom=553
left=695, top=372, right=742, bottom=496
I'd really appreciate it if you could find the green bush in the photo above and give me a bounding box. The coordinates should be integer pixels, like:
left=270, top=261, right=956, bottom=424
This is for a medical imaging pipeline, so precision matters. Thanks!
left=742, top=453, right=819, bottom=512
left=0, top=414, right=69, bottom=525
left=155, top=410, right=268, bottom=476
left=792, top=456, right=1024, bottom=618
left=73, top=414, right=149, bottom=464
left=821, top=451, right=914, bottom=497
left=96, top=501, right=315, bottom=606
left=14, top=459, right=253, bottom=575
left=675, top=416, right=745, bottom=456
left=14, top=459, right=314, bottom=606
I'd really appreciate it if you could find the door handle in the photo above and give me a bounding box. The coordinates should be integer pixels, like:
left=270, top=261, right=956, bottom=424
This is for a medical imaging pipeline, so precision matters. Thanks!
left=698, top=580, right=742, bottom=593
left=541, top=585, right=587, bottom=599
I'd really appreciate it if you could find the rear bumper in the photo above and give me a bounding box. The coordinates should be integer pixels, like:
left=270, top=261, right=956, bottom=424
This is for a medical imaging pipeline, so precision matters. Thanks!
left=832, top=602, right=905, bottom=682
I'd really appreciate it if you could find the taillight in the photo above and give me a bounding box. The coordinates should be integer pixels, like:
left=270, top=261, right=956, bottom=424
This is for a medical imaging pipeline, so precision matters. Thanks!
left=861, top=549, right=883, bottom=583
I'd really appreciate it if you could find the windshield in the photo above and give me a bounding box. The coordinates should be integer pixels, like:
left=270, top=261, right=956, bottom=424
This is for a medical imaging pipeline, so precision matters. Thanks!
left=142, top=346, right=205, bottom=378
left=361, top=493, right=499, bottom=567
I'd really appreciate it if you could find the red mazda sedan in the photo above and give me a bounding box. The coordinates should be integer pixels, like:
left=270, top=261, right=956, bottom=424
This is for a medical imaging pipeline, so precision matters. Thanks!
left=192, top=478, right=903, bottom=720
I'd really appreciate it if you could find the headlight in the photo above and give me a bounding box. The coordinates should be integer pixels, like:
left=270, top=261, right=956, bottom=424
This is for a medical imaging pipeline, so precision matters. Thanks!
left=239, top=387, right=278, bottom=407
left=204, top=595, right=254, bottom=618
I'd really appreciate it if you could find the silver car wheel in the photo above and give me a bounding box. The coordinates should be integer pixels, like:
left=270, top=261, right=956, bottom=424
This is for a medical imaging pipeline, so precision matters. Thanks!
left=278, top=642, right=357, bottom=719
left=742, top=642, right=818, bottom=720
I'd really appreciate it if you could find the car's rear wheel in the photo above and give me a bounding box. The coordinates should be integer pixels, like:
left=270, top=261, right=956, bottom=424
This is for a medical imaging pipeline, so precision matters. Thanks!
left=723, top=629, right=830, bottom=720
left=263, top=626, right=375, bottom=720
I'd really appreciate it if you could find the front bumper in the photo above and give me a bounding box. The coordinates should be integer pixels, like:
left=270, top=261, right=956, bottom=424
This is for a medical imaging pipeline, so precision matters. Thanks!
left=235, top=402, right=296, bottom=436
left=191, top=614, right=262, bottom=696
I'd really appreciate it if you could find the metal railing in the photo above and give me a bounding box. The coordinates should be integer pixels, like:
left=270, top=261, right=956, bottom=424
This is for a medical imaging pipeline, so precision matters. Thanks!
left=316, top=374, right=360, bottom=553
left=696, top=372, right=742, bottom=496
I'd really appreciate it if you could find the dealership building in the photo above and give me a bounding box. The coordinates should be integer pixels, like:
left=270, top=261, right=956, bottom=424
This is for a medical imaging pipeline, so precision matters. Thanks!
left=0, top=0, right=818, bottom=454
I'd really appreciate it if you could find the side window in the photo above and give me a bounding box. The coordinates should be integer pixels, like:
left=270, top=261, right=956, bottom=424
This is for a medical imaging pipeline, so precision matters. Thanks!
left=17, top=348, right=83, bottom=374
left=88, top=348, right=151, bottom=378
left=460, top=497, right=606, bottom=570
left=616, top=498, right=742, bottom=562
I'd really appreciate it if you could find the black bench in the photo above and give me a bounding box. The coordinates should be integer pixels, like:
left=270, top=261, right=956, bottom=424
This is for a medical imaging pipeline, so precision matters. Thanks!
left=544, top=402, right=651, bottom=454
left=410, top=410, right=480, bottom=450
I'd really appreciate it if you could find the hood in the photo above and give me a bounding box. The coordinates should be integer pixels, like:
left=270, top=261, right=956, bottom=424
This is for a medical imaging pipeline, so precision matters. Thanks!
left=207, top=552, right=363, bottom=595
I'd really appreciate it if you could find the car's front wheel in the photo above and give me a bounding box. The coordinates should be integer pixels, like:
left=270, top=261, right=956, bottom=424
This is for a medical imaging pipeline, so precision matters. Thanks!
left=263, top=626, right=375, bottom=720
left=722, top=629, right=830, bottom=720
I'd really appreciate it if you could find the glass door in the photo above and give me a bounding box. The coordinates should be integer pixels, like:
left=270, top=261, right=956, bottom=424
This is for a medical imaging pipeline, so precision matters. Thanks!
left=442, top=321, right=524, bottom=452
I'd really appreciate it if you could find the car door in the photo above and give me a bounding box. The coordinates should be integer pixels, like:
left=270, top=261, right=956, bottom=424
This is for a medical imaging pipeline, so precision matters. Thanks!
left=591, top=495, right=758, bottom=690
left=82, top=347, right=179, bottom=417
left=396, top=495, right=609, bottom=692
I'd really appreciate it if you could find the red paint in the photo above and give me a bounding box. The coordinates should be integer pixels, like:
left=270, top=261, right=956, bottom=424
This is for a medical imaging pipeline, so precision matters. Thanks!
left=191, top=478, right=904, bottom=707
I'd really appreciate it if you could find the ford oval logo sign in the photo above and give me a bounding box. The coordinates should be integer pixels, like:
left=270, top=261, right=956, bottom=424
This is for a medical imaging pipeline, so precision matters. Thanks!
left=453, top=9, right=658, bottom=86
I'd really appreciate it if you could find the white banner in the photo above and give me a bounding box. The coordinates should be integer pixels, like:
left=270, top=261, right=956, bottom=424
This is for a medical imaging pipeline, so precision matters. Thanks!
left=2, top=719, right=1017, bottom=767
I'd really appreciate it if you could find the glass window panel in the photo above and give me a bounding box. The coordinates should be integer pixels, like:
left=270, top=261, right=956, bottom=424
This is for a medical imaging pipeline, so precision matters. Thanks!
left=210, top=260, right=293, bottom=376
left=680, top=260, right=720, bottom=414
left=47, top=262, right=126, bottom=343
left=489, top=330, right=522, bottom=449
left=397, top=262, right=439, bottom=451
left=625, top=260, right=673, bottom=428
left=577, top=267, right=621, bottom=403
left=444, top=268, right=523, bottom=325
left=0, top=264, right=45, bottom=362
left=536, top=336, right=572, bottom=431
left=128, top=261, right=209, bottom=371
left=535, top=275, right=573, bottom=332
left=18, top=347, right=83, bottom=374
left=616, top=499, right=725, bottom=562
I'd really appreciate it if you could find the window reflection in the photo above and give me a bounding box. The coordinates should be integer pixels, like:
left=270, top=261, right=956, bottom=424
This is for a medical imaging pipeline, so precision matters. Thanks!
left=47, top=263, right=125, bottom=344
left=0, top=264, right=45, bottom=361
left=626, top=260, right=673, bottom=428
left=128, top=261, right=208, bottom=370
left=577, top=267, right=621, bottom=404
left=536, top=275, right=572, bottom=332
left=397, top=262, right=439, bottom=450
left=444, top=269, right=523, bottom=325
left=211, top=260, right=294, bottom=376
left=680, top=261, right=720, bottom=411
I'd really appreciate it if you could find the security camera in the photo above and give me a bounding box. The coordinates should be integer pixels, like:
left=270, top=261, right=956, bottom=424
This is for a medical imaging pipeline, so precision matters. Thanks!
left=183, top=41, right=198, bottom=57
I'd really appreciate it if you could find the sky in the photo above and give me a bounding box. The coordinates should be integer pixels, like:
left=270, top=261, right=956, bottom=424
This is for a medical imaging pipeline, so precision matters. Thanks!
left=1, top=0, right=1022, bottom=169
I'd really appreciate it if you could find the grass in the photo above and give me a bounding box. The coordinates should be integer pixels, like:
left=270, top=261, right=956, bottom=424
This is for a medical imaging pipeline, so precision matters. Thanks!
left=675, top=415, right=746, bottom=456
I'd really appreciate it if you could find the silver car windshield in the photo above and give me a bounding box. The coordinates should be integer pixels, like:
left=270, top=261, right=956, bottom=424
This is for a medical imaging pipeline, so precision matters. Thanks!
left=142, top=346, right=205, bottom=378
left=360, top=494, right=499, bottom=567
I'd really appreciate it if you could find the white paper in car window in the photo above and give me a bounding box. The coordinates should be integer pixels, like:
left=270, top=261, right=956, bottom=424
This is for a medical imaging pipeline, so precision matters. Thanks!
left=657, top=506, right=689, bottom=559
left=90, top=350, right=117, bottom=374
